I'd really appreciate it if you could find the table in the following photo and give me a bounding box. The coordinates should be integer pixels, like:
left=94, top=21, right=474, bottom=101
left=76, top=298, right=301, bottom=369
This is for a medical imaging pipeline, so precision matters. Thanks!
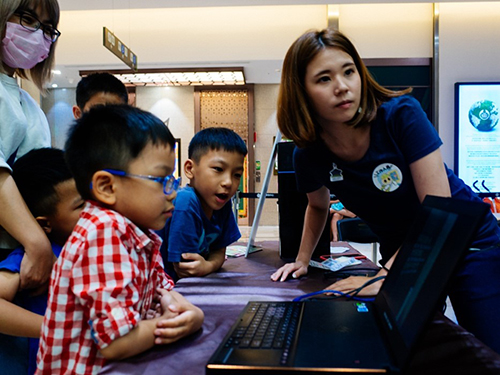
left=100, top=241, right=500, bottom=375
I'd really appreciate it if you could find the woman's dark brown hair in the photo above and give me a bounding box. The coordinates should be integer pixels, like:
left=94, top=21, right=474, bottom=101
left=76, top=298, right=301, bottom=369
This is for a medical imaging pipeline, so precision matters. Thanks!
left=277, top=28, right=410, bottom=148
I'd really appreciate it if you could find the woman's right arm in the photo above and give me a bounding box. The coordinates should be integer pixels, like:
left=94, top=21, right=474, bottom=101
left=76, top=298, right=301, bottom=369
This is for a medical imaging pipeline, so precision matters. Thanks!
left=0, top=169, right=53, bottom=290
left=271, top=186, right=331, bottom=282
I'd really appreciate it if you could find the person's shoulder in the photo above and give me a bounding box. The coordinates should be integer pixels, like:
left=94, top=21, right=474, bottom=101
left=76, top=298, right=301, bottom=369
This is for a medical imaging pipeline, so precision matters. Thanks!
left=68, top=202, right=150, bottom=250
left=293, top=142, right=312, bottom=157
left=0, top=74, right=18, bottom=104
left=378, top=95, right=422, bottom=122
left=0, top=74, right=9, bottom=93
left=0, top=73, right=16, bottom=90
left=51, top=242, right=63, bottom=258
left=15, top=85, right=40, bottom=109
left=0, top=247, right=24, bottom=273
left=174, top=186, right=200, bottom=209
left=76, top=201, right=129, bottom=233
left=177, top=185, right=196, bottom=198
left=293, top=140, right=326, bottom=165
left=380, top=95, right=420, bottom=112
left=397, top=95, right=420, bottom=107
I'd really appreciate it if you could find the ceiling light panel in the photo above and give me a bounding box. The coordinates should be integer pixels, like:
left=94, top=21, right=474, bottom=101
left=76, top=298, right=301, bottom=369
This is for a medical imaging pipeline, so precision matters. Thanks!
left=107, top=69, right=245, bottom=87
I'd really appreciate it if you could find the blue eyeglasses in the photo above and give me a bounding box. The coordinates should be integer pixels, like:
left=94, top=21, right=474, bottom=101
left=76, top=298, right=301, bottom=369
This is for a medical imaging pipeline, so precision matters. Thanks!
left=104, top=169, right=181, bottom=195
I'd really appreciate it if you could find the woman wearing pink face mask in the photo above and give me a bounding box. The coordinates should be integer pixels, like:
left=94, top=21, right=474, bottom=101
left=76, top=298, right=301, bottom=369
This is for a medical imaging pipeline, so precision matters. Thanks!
left=0, top=0, right=60, bottom=291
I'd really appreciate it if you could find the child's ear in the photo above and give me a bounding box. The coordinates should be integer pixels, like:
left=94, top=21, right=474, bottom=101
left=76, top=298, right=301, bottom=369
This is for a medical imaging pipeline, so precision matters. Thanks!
left=184, top=159, right=195, bottom=179
left=35, top=216, right=52, bottom=235
left=91, top=171, right=117, bottom=206
left=72, top=105, right=83, bottom=120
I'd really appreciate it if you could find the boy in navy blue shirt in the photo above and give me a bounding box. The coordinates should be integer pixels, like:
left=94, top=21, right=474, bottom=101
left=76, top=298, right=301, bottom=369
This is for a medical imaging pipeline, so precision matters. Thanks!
left=160, top=127, right=247, bottom=279
left=0, top=148, right=84, bottom=374
left=72, top=72, right=129, bottom=119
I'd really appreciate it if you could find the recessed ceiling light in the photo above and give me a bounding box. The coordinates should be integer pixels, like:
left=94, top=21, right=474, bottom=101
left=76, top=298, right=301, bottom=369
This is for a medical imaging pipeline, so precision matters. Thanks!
left=80, top=68, right=246, bottom=87
left=51, top=83, right=58, bottom=88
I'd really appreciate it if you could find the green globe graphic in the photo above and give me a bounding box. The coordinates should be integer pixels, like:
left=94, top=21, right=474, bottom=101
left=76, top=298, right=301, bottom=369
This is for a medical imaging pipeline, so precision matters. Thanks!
left=468, top=100, right=499, bottom=132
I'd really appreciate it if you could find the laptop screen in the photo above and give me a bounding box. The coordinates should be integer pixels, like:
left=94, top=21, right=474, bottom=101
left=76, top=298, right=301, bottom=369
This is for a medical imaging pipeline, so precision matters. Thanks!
left=374, top=196, right=487, bottom=366
left=382, top=206, right=457, bottom=343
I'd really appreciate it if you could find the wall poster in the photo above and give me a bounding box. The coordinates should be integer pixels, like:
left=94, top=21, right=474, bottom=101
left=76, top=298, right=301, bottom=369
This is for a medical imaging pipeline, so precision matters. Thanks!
left=455, top=82, right=500, bottom=196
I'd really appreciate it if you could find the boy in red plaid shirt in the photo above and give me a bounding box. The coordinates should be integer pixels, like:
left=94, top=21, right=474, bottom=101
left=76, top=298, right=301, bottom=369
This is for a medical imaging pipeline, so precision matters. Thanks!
left=36, top=105, right=204, bottom=374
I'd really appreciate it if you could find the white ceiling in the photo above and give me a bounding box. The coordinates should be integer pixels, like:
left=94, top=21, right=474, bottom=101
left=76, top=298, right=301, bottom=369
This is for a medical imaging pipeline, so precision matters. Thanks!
left=57, top=0, right=484, bottom=11
left=50, top=0, right=495, bottom=88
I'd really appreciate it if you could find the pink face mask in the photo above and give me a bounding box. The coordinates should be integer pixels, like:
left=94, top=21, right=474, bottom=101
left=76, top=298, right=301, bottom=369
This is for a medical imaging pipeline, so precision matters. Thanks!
left=2, top=22, right=52, bottom=70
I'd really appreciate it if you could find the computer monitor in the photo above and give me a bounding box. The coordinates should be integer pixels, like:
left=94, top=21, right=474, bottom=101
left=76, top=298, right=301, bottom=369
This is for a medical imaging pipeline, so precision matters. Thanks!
left=277, top=142, right=330, bottom=261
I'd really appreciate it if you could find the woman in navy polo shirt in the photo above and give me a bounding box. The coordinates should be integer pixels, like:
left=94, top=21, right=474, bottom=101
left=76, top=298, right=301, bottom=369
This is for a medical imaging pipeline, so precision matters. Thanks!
left=271, top=27, right=500, bottom=354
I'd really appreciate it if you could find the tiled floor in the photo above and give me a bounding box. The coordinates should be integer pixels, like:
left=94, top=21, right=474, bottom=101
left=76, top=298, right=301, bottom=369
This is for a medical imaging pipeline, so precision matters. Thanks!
left=238, top=225, right=457, bottom=323
left=239, top=225, right=279, bottom=242
left=239, top=225, right=378, bottom=262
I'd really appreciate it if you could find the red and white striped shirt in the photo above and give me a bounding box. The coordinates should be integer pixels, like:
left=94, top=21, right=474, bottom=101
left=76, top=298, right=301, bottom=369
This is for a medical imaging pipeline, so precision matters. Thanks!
left=36, top=201, right=174, bottom=374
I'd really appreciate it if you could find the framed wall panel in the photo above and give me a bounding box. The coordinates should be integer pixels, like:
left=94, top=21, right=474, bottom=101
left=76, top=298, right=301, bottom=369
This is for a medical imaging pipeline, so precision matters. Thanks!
left=454, top=82, right=500, bottom=197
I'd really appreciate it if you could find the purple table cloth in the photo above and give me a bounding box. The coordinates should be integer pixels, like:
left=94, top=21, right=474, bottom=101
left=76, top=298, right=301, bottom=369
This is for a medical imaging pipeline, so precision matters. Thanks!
left=100, top=241, right=500, bottom=374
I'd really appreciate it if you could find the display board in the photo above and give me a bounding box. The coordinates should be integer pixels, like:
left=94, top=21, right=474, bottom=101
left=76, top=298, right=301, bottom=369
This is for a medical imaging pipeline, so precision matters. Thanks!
left=174, top=138, right=181, bottom=180
left=454, top=82, right=500, bottom=196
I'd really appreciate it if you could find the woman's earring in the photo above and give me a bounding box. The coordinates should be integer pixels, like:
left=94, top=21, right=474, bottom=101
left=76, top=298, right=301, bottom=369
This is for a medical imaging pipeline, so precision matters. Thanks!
left=358, top=107, right=362, bottom=114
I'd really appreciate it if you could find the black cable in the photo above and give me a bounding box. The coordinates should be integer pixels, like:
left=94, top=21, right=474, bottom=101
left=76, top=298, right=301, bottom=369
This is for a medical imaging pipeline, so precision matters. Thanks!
left=293, top=290, right=375, bottom=302
left=324, top=268, right=379, bottom=279
left=345, top=275, right=387, bottom=300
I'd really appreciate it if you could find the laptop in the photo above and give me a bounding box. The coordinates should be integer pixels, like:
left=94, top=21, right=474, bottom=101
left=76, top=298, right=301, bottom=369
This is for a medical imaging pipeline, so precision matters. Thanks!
left=206, top=195, right=489, bottom=374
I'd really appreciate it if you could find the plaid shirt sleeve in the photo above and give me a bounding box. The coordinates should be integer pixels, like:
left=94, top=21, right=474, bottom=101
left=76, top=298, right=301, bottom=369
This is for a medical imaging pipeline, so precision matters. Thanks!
left=72, top=222, right=154, bottom=349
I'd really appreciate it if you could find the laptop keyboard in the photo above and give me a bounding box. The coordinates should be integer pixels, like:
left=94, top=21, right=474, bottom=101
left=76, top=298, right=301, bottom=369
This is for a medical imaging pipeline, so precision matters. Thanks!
left=224, top=302, right=301, bottom=364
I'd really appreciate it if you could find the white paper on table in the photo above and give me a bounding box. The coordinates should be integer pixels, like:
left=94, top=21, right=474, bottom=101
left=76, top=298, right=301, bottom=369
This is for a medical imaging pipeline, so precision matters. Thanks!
left=330, top=246, right=350, bottom=254
left=309, top=256, right=361, bottom=272
left=226, top=245, right=248, bottom=257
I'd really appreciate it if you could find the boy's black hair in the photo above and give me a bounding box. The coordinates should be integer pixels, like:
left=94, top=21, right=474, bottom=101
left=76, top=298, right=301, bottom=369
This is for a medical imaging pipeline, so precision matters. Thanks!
left=188, top=127, right=247, bottom=163
left=75, top=72, right=128, bottom=109
left=65, top=104, right=176, bottom=200
left=12, top=148, right=72, bottom=218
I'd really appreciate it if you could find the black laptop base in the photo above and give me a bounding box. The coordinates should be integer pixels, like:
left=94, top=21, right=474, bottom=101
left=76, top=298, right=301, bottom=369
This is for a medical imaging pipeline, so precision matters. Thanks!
left=207, top=300, right=397, bottom=374
left=207, top=196, right=489, bottom=375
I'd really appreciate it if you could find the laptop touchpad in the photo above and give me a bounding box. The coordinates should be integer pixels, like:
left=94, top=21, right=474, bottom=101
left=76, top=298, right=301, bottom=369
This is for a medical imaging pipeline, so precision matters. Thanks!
left=225, top=348, right=282, bottom=366
left=293, top=301, right=390, bottom=368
